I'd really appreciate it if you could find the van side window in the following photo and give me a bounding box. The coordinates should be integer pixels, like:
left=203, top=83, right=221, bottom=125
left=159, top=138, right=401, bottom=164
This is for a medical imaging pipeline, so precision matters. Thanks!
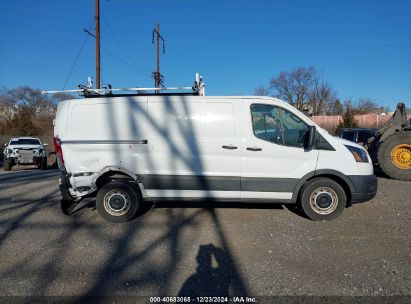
left=280, top=108, right=310, bottom=147
left=251, top=104, right=309, bottom=148
left=251, top=104, right=283, bottom=144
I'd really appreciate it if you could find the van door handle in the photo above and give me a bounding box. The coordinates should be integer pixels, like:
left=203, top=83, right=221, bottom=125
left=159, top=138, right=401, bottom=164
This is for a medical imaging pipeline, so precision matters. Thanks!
left=136, top=140, right=148, bottom=144
left=222, top=145, right=238, bottom=150
left=247, top=147, right=262, bottom=151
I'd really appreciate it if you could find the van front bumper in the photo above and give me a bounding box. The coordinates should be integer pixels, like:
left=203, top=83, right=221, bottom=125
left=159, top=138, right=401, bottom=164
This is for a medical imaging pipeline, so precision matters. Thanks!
left=348, top=174, right=378, bottom=204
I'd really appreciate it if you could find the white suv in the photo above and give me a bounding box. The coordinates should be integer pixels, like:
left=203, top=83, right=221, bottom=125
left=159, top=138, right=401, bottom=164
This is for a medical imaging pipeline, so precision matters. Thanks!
left=3, top=137, right=48, bottom=171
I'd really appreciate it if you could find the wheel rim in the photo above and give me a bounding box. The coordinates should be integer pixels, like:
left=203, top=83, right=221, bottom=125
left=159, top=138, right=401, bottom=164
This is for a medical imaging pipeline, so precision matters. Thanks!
left=390, top=144, right=411, bottom=170
left=103, top=189, right=131, bottom=216
left=309, top=187, right=339, bottom=215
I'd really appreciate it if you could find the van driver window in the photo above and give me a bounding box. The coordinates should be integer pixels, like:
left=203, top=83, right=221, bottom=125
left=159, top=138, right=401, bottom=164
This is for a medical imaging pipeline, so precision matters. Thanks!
left=251, top=104, right=283, bottom=144
left=251, top=104, right=309, bottom=148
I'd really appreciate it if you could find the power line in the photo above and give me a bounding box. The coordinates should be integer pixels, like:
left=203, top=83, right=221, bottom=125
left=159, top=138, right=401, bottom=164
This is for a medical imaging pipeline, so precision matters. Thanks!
left=62, top=35, right=89, bottom=90
left=102, top=16, right=152, bottom=80
left=62, top=19, right=95, bottom=90
left=84, top=26, right=151, bottom=81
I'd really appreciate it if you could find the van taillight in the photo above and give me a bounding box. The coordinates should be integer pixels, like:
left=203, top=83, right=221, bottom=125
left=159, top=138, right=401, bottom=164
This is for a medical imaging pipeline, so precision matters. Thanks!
left=54, top=137, right=65, bottom=167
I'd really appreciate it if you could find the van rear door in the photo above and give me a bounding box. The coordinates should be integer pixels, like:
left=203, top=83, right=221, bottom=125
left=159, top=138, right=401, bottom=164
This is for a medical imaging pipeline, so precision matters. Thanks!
left=63, top=97, right=149, bottom=176
left=240, top=102, right=318, bottom=201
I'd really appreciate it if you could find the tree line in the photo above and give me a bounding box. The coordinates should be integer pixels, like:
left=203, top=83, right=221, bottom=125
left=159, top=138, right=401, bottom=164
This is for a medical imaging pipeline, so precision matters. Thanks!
left=0, top=86, right=73, bottom=149
left=255, top=66, right=388, bottom=116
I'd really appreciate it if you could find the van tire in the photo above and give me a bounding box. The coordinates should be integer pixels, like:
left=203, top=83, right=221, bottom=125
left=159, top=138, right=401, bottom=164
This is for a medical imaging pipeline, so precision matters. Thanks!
left=4, top=158, right=12, bottom=171
left=40, top=157, right=48, bottom=170
left=96, top=181, right=140, bottom=223
left=299, top=177, right=347, bottom=221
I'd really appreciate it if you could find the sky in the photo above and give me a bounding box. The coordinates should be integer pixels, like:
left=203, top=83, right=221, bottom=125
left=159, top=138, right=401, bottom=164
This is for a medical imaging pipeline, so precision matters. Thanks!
left=0, top=0, right=410, bottom=110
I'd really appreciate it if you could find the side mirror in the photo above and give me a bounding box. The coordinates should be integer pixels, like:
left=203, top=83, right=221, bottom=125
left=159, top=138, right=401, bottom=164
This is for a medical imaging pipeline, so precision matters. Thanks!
left=4, top=143, right=7, bottom=147
left=307, top=125, right=316, bottom=150
left=43, top=143, right=48, bottom=147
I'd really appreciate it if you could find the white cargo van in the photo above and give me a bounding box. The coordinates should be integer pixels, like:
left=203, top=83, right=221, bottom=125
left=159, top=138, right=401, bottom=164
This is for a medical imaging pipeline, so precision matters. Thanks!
left=54, top=93, right=377, bottom=222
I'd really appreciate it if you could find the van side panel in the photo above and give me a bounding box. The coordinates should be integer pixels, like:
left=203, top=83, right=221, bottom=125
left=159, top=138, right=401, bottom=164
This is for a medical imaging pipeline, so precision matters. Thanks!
left=145, top=96, right=241, bottom=198
left=60, top=97, right=149, bottom=195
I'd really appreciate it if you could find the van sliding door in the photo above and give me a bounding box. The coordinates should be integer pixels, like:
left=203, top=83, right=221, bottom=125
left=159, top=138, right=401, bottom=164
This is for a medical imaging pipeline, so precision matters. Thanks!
left=145, top=96, right=241, bottom=200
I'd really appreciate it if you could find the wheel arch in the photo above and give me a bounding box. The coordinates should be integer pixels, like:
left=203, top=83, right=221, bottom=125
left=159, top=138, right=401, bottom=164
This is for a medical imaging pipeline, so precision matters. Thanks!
left=292, top=169, right=354, bottom=204
left=94, top=166, right=145, bottom=197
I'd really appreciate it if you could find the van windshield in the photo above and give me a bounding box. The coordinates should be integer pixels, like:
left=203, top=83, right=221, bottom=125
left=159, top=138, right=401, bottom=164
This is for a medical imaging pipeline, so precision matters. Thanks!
left=10, top=139, right=41, bottom=145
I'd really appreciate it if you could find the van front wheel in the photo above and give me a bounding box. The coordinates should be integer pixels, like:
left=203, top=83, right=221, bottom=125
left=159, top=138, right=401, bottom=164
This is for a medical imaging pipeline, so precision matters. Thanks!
left=96, top=181, right=140, bottom=223
left=300, top=178, right=347, bottom=221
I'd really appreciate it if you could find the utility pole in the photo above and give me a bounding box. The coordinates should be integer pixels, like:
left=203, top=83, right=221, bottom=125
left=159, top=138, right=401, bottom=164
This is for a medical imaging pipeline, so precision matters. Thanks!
left=152, top=23, right=165, bottom=90
left=95, top=0, right=101, bottom=89
left=156, top=23, right=160, bottom=88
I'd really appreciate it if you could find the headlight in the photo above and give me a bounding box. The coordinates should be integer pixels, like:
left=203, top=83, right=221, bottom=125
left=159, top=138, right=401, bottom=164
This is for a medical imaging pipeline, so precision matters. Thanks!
left=345, top=145, right=369, bottom=163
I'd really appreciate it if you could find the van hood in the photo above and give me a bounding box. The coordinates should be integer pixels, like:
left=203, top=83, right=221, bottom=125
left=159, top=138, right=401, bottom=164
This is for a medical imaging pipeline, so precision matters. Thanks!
left=315, top=127, right=365, bottom=150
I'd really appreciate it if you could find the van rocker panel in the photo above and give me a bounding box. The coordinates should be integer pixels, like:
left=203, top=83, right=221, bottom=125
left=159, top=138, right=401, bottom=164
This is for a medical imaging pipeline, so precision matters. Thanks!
left=145, top=174, right=299, bottom=193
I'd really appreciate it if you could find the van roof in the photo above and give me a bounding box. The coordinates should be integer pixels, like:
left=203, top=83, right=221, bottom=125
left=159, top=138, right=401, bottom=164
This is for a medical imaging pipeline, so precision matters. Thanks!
left=65, top=95, right=285, bottom=103
left=62, top=94, right=293, bottom=113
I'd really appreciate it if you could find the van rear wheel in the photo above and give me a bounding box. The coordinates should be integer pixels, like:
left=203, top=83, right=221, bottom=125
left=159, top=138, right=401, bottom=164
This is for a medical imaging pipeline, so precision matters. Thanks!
left=96, top=181, right=140, bottom=223
left=300, top=177, right=346, bottom=221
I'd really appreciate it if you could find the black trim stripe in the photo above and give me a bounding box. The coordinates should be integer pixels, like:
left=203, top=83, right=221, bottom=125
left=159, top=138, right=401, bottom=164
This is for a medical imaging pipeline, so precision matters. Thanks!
left=61, top=140, right=147, bottom=145
left=147, top=175, right=240, bottom=191
left=241, top=177, right=298, bottom=192
left=145, top=175, right=298, bottom=192
left=144, top=197, right=294, bottom=204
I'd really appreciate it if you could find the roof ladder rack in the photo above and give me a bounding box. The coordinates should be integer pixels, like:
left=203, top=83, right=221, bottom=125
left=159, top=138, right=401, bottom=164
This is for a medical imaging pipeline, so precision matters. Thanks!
left=42, top=73, right=206, bottom=97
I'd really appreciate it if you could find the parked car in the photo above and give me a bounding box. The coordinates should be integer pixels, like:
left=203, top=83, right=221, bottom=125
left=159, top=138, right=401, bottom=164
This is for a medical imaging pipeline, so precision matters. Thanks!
left=3, top=137, right=48, bottom=171
left=336, top=128, right=377, bottom=147
left=54, top=95, right=377, bottom=222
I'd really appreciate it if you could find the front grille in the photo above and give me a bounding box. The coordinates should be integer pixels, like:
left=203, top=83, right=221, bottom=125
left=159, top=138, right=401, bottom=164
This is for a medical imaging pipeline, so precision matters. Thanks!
left=19, top=150, right=34, bottom=164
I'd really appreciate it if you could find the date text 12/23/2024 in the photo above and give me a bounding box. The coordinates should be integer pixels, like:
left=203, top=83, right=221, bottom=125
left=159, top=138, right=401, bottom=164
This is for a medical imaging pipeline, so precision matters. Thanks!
left=150, top=297, right=257, bottom=303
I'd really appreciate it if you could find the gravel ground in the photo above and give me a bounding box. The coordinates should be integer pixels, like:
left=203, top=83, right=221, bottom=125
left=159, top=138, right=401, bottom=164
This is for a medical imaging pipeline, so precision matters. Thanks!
left=0, top=168, right=410, bottom=301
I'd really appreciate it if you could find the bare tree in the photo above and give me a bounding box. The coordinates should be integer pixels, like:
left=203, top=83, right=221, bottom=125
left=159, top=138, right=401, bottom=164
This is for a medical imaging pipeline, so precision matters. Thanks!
left=269, top=67, right=316, bottom=111
left=0, top=88, right=18, bottom=119
left=7, top=86, right=48, bottom=110
left=328, top=99, right=344, bottom=115
left=309, top=75, right=337, bottom=115
left=259, top=67, right=392, bottom=116
left=0, top=87, right=75, bottom=138
left=268, top=66, right=337, bottom=113
left=254, top=86, right=269, bottom=96
left=353, top=97, right=379, bottom=114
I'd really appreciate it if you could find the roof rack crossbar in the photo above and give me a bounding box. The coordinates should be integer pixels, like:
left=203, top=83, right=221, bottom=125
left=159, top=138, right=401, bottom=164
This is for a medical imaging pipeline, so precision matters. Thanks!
left=42, top=86, right=194, bottom=95
left=41, top=73, right=206, bottom=97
